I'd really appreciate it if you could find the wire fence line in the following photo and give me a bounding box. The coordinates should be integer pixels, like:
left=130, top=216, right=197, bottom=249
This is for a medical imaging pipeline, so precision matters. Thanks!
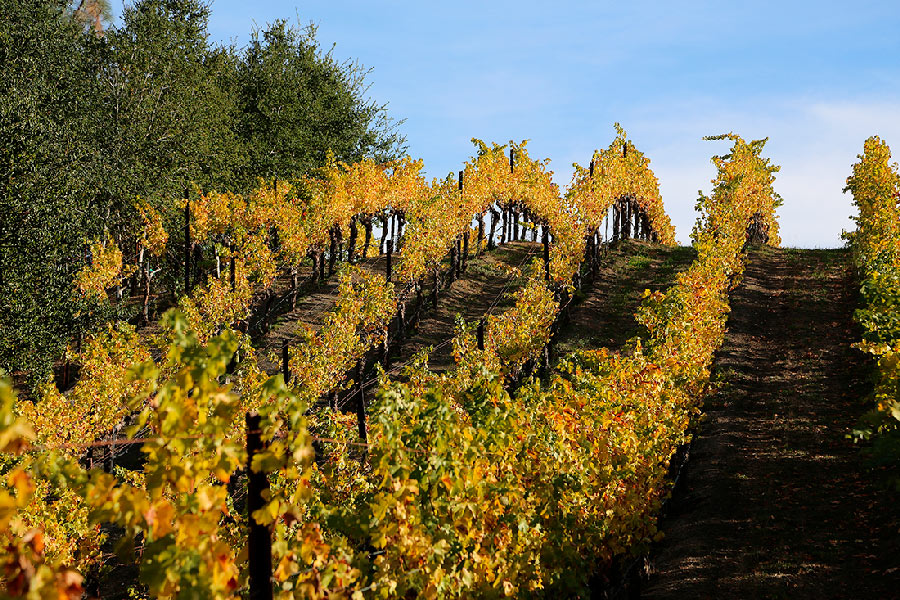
left=341, top=240, right=543, bottom=401
left=30, top=201, right=654, bottom=467
left=15, top=427, right=512, bottom=459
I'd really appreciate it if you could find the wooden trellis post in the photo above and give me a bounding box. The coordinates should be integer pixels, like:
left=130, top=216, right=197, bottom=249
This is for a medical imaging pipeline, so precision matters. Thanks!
left=246, top=412, right=272, bottom=600
left=356, top=360, right=367, bottom=442
left=477, top=318, right=485, bottom=351
left=184, top=192, right=191, bottom=296
left=432, top=268, right=439, bottom=309
left=386, top=239, right=393, bottom=282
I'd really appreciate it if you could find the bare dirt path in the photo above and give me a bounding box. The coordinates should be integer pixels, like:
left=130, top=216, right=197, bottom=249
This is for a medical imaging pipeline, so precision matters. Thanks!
left=252, top=254, right=391, bottom=374
left=390, top=240, right=694, bottom=375
left=644, top=247, right=900, bottom=600
left=255, top=241, right=540, bottom=376
left=554, top=240, right=696, bottom=356
left=256, top=240, right=695, bottom=377
left=391, top=241, right=540, bottom=373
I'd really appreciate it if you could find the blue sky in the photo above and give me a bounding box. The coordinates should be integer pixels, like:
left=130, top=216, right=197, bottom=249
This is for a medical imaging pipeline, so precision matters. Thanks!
left=111, top=1, right=900, bottom=247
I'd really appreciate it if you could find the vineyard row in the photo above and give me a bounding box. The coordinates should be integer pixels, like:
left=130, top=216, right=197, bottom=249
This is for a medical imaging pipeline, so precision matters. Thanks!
left=0, top=130, right=781, bottom=599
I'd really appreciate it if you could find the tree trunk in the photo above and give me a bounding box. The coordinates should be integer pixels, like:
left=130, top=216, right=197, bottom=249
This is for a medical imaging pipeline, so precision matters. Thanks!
left=477, top=213, right=484, bottom=255
left=328, top=228, right=337, bottom=275
left=363, top=218, right=373, bottom=258
left=142, top=258, right=151, bottom=325
left=348, top=217, right=358, bottom=263
left=488, top=209, right=499, bottom=250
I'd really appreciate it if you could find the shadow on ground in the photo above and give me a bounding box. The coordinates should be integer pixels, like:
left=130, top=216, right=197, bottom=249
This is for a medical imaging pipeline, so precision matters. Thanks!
left=644, top=247, right=900, bottom=599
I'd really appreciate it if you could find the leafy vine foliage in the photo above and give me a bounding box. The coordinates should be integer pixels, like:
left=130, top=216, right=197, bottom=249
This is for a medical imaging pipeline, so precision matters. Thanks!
left=0, top=131, right=782, bottom=598
left=568, top=123, right=676, bottom=245
left=844, top=136, right=900, bottom=482
left=0, top=0, right=406, bottom=388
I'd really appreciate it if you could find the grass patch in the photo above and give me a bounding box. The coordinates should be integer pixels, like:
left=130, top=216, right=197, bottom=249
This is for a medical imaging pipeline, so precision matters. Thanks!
left=626, top=254, right=652, bottom=270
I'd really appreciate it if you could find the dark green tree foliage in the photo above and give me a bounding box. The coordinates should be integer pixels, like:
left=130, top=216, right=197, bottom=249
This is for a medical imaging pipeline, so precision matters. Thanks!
left=0, top=0, right=405, bottom=387
left=95, top=0, right=244, bottom=300
left=239, top=20, right=406, bottom=181
left=0, top=0, right=108, bottom=386
left=98, top=0, right=243, bottom=206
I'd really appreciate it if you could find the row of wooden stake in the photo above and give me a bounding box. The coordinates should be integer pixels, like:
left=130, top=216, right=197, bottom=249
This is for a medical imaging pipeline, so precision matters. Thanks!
left=245, top=175, right=664, bottom=598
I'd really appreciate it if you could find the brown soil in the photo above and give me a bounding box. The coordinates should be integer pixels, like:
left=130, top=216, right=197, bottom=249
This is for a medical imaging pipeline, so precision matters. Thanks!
left=253, top=254, right=388, bottom=374
left=387, top=240, right=695, bottom=376
left=255, top=241, right=541, bottom=376
left=555, top=240, right=696, bottom=356
left=223, top=238, right=698, bottom=377
left=391, top=241, right=541, bottom=373
left=644, top=247, right=900, bottom=599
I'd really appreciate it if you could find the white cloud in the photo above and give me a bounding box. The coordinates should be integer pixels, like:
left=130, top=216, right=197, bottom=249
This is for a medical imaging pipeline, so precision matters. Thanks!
left=620, top=98, right=900, bottom=247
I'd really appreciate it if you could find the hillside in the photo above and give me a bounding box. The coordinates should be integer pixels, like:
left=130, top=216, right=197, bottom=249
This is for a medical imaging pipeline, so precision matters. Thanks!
left=645, top=247, right=900, bottom=598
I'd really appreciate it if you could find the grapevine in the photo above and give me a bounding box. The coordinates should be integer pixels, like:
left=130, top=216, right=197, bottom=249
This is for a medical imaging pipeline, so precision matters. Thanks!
left=843, top=136, right=900, bottom=478
left=0, top=129, right=783, bottom=598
